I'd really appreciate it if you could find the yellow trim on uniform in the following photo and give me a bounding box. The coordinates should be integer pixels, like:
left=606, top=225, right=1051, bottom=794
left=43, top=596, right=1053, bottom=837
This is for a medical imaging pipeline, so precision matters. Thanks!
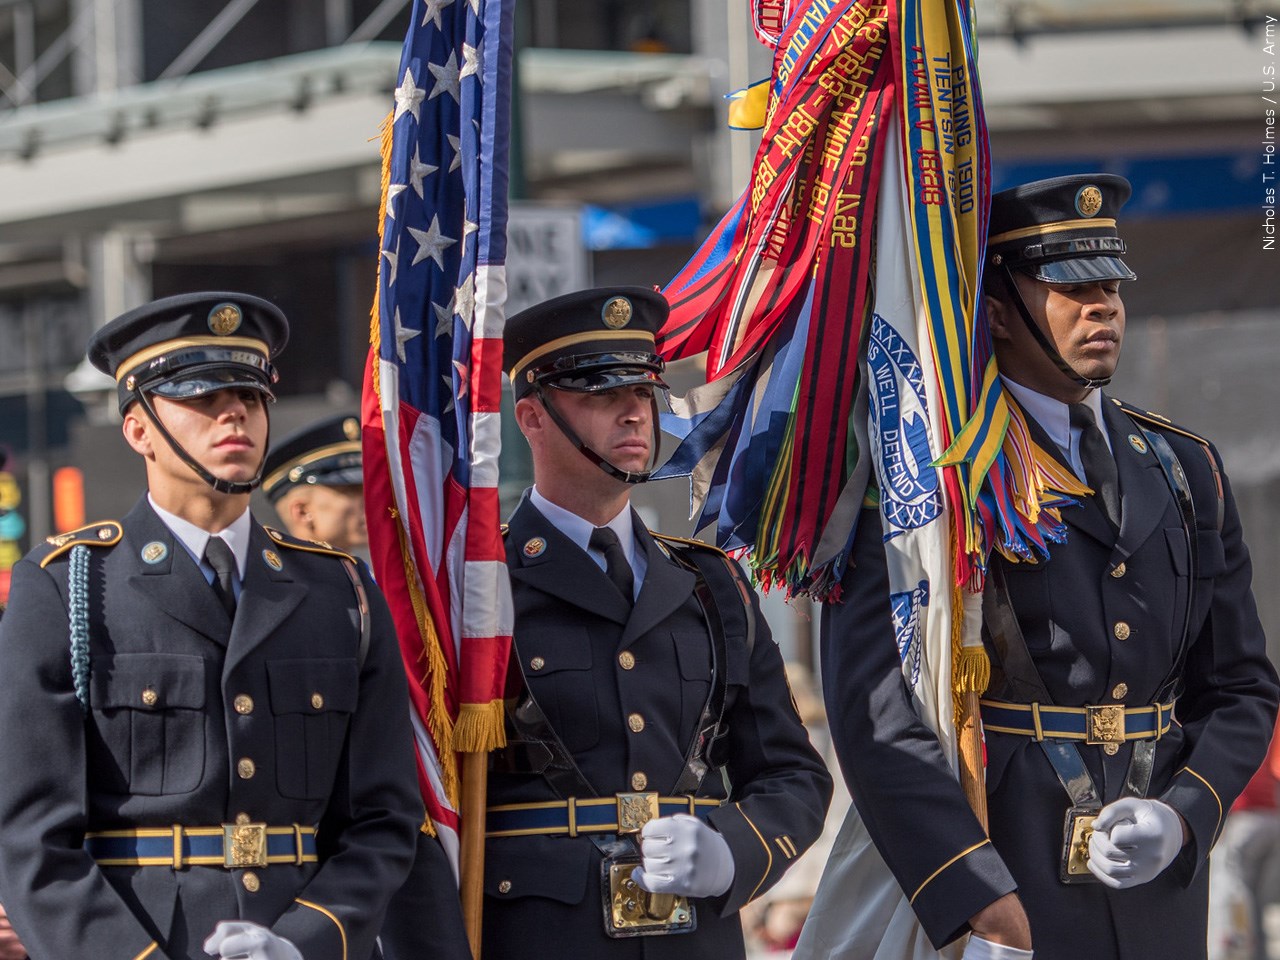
left=296, top=899, right=347, bottom=960
left=262, top=526, right=354, bottom=562
left=116, top=336, right=270, bottom=382
left=38, top=521, right=123, bottom=568
left=509, top=329, right=656, bottom=381
left=1112, top=399, right=1211, bottom=447
left=133, top=942, right=159, bottom=960
left=987, top=218, right=1117, bottom=245
left=484, top=797, right=722, bottom=838
left=910, top=839, right=991, bottom=905
left=649, top=530, right=730, bottom=558
left=262, top=441, right=363, bottom=492
left=735, top=802, right=774, bottom=902
left=1180, top=766, right=1223, bottom=832
left=774, top=835, right=797, bottom=859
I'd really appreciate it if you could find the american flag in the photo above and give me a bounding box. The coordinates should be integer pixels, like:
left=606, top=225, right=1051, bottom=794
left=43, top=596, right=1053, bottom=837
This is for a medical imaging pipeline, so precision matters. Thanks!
left=362, top=0, right=514, bottom=874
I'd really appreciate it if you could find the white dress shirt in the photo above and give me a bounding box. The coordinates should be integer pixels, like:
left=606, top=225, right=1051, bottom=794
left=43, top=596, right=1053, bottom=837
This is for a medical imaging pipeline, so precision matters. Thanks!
left=530, top=488, right=646, bottom=601
left=1000, top=377, right=1112, bottom=483
left=148, top=494, right=252, bottom=598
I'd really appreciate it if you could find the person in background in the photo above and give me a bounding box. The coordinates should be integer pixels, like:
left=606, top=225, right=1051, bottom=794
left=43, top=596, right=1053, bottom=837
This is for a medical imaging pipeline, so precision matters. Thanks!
left=1208, top=716, right=1280, bottom=960
left=262, top=413, right=368, bottom=554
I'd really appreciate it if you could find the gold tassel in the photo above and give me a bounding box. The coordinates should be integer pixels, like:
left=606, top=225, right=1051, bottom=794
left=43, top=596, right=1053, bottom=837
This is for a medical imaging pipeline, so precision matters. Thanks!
left=419, top=815, right=438, bottom=839
left=452, top=700, right=508, bottom=754
left=369, top=111, right=394, bottom=398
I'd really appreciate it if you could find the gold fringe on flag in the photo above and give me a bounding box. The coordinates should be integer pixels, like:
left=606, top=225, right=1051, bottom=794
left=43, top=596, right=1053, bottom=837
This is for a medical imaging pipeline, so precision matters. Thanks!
left=453, top=700, right=508, bottom=754
left=394, top=509, right=460, bottom=807
left=368, top=111, right=395, bottom=398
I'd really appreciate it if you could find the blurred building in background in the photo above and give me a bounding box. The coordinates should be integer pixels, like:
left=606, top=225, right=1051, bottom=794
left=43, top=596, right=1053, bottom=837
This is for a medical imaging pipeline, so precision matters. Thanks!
left=0, top=0, right=1276, bottom=668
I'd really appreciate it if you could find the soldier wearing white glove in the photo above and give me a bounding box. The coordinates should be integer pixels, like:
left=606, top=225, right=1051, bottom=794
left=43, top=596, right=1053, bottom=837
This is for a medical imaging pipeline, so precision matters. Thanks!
left=204, top=921, right=303, bottom=960
left=1087, top=797, right=1187, bottom=889
left=632, top=814, right=736, bottom=899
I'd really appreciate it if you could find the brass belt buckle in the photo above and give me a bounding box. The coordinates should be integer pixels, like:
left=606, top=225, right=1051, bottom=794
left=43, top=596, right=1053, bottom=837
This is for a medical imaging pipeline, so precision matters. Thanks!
left=223, top=822, right=269, bottom=868
left=602, top=859, right=696, bottom=938
left=616, top=792, right=660, bottom=835
left=1085, top=704, right=1125, bottom=746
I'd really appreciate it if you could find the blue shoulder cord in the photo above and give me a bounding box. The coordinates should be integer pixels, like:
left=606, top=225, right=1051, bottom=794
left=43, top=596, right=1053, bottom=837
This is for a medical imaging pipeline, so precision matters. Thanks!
left=68, top=544, right=91, bottom=712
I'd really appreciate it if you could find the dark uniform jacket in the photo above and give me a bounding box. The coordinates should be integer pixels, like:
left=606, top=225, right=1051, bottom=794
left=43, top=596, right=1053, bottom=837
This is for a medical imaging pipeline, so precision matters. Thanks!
left=822, top=396, right=1279, bottom=960
left=0, top=497, right=423, bottom=960
left=482, top=496, right=832, bottom=959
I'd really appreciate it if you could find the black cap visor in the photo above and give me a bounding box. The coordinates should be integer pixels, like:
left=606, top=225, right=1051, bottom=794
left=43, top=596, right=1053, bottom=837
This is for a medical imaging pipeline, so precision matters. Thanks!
left=1023, top=255, right=1137, bottom=284
left=545, top=367, right=669, bottom=394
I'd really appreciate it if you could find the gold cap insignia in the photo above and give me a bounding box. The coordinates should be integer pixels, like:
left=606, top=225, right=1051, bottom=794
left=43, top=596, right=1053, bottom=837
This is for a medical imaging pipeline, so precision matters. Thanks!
left=523, top=537, right=547, bottom=558
left=343, top=417, right=360, bottom=441
left=141, top=541, right=168, bottom=564
left=1075, top=185, right=1103, bottom=218
left=262, top=549, right=283, bottom=571
left=208, top=302, right=243, bottom=336
left=1127, top=434, right=1148, bottom=454
left=602, top=296, right=633, bottom=330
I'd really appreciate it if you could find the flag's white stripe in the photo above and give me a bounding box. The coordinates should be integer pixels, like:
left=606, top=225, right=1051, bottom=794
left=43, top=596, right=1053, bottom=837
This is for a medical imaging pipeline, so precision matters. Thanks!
left=472, top=264, right=507, bottom=341
left=444, top=503, right=468, bottom=660
left=461, top=559, right=514, bottom=639
left=408, top=413, right=451, bottom=574
left=470, top=410, right=502, bottom=488
left=409, top=708, right=460, bottom=880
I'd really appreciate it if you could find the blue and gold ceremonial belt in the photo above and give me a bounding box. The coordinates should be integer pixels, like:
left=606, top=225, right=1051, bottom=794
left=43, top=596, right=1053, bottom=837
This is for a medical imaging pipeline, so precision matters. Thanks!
left=486, top=793, right=722, bottom=839
left=84, top=823, right=318, bottom=869
left=980, top=699, right=1176, bottom=745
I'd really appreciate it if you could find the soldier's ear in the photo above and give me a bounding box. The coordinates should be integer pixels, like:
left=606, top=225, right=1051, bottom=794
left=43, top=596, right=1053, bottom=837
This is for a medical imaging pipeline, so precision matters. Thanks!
left=985, top=292, right=1014, bottom=342
left=513, top=395, right=544, bottom=440
left=121, top=406, right=155, bottom=458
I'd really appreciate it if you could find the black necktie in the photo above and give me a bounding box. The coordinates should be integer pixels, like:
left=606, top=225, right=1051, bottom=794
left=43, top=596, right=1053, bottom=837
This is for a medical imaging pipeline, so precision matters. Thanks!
left=589, top=527, right=635, bottom=605
left=204, top=536, right=238, bottom=617
left=1070, top=403, right=1120, bottom=529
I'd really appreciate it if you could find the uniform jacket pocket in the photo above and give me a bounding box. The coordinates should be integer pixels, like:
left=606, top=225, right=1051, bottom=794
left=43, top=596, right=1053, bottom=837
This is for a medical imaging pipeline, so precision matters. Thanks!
left=89, top=653, right=208, bottom=796
left=267, top=658, right=358, bottom=799
left=519, top=627, right=598, bottom=753
left=485, top=836, right=592, bottom=905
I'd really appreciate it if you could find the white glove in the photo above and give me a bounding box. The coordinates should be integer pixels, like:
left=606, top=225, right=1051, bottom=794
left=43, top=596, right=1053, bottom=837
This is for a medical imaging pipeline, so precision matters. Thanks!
left=1086, top=797, right=1185, bottom=889
left=632, top=814, right=735, bottom=899
left=962, top=935, right=1034, bottom=960
left=204, top=921, right=304, bottom=960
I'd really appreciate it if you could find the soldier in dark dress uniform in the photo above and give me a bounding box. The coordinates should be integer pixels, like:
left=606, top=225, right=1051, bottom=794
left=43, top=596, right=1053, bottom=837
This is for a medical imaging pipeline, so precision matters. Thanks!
left=483, top=287, right=832, bottom=959
left=262, top=413, right=471, bottom=960
left=820, top=175, right=1280, bottom=959
left=0, top=293, right=423, bottom=960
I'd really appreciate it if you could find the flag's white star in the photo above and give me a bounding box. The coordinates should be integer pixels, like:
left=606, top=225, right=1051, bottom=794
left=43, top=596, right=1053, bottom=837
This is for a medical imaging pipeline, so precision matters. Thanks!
left=393, top=68, right=426, bottom=123
left=461, top=42, right=481, bottom=82
left=453, top=360, right=470, bottom=398
left=408, top=146, right=438, bottom=199
left=408, top=215, right=456, bottom=270
left=463, top=219, right=479, bottom=240
left=428, top=52, right=461, bottom=104
left=454, top=274, right=476, bottom=331
left=380, top=238, right=400, bottom=287
left=442, top=373, right=456, bottom=413
left=433, top=297, right=456, bottom=338
left=385, top=183, right=408, bottom=220
left=467, top=0, right=480, bottom=15
left=447, top=134, right=462, bottom=172
left=420, top=0, right=454, bottom=29
left=394, top=307, right=421, bottom=362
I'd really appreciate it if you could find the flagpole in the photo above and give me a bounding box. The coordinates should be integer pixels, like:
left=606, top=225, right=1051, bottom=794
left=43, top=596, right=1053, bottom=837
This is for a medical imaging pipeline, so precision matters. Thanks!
left=460, top=751, right=488, bottom=959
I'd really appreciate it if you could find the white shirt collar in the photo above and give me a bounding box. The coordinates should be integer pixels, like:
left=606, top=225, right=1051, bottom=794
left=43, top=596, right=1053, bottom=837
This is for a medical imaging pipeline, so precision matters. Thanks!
left=529, top=487, right=640, bottom=573
left=148, top=494, right=253, bottom=578
left=1000, top=377, right=1111, bottom=477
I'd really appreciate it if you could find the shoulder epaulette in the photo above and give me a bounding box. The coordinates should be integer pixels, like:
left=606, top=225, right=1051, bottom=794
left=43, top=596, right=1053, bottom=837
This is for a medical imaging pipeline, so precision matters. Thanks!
left=37, top=521, right=122, bottom=569
left=262, top=525, right=354, bottom=562
left=1111, top=398, right=1211, bottom=448
left=649, top=530, right=729, bottom=559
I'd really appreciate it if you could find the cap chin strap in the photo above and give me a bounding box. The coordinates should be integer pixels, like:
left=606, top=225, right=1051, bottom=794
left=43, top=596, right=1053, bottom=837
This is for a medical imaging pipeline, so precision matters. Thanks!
left=999, top=266, right=1111, bottom=390
left=535, top=385, right=661, bottom=485
left=135, top=390, right=268, bottom=495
